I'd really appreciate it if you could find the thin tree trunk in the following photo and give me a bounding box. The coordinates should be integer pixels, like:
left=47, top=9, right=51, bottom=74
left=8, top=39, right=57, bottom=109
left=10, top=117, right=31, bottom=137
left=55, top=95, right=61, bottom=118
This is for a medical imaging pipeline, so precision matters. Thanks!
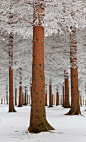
left=18, top=68, right=22, bottom=107
left=64, top=70, right=70, bottom=108
left=15, top=88, right=17, bottom=105
left=28, top=0, right=54, bottom=133
left=27, top=94, right=28, bottom=104
left=24, top=86, right=27, bottom=105
left=56, top=91, right=59, bottom=106
left=66, top=26, right=81, bottom=115
left=49, top=82, right=53, bottom=107
left=62, top=84, right=65, bottom=107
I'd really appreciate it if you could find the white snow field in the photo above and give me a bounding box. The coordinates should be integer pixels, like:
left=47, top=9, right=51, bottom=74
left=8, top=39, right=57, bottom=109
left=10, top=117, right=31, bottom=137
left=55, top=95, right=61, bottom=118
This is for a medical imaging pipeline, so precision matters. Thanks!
left=0, top=104, right=86, bottom=142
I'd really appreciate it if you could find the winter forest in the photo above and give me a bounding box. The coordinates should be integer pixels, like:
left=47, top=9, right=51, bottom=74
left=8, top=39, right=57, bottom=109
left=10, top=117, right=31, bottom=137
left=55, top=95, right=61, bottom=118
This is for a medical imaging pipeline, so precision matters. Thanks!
left=0, top=0, right=86, bottom=141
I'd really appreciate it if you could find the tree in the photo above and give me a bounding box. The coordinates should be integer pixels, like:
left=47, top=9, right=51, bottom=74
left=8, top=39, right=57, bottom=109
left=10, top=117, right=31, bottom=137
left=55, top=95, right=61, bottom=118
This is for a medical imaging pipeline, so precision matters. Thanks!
left=64, top=70, right=70, bottom=108
left=56, top=86, right=59, bottom=106
left=66, top=26, right=81, bottom=115
left=18, top=68, right=22, bottom=107
left=9, top=32, right=16, bottom=112
left=49, top=81, right=53, bottom=107
left=28, top=0, right=54, bottom=133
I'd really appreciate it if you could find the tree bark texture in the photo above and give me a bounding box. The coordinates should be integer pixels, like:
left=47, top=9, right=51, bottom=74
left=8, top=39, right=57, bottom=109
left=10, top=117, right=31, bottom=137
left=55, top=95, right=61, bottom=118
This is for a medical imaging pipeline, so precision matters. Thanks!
left=18, top=68, right=22, bottom=107
left=28, top=0, right=54, bottom=133
left=66, top=26, right=81, bottom=115
left=64, top=70, right=70, bottom=108
left=15, top=88, right=17, bottom=105
left=49, top=82, right=53, bottom=107
left=62, top=85, right=65, bottom=107
left=56, top=91, right=59, bottom=106
left=9, top=32, right=16, bottom=112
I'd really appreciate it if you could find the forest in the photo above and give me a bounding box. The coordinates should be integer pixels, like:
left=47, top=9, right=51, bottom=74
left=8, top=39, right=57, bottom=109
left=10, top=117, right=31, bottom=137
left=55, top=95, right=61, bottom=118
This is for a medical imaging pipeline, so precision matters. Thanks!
left=0, top=0, right=86, bottom=141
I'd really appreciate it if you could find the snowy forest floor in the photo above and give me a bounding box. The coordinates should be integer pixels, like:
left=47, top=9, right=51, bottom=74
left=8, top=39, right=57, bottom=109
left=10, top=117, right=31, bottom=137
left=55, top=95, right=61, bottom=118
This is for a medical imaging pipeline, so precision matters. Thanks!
left=0, top=104, right=86, bottom=142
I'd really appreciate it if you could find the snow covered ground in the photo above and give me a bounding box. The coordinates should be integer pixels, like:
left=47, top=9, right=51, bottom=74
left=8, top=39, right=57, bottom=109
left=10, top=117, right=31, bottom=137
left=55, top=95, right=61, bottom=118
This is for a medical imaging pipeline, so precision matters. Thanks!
left=0, top=104, right=86, bottom=142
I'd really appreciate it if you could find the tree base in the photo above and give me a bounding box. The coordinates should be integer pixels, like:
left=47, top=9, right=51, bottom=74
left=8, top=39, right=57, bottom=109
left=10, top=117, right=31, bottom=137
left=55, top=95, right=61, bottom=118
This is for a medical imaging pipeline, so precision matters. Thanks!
left=65, top=109, right=81, bottom=115
left=17, top=105, right=23, bottom=107
left=28, top=120, right=54, bottom=133
left=64, top=106, right=71, bottom=108
left=48, top=105, right=53, bottom=108
left=23, top=104, right=28, bottom=106
left=8, top=109, right=17, bottom=112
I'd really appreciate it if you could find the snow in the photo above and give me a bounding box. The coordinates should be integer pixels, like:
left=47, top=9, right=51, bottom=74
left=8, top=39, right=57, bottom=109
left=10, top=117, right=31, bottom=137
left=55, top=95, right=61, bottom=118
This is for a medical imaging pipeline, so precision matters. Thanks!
left=1, top=104, right=86, bottom=142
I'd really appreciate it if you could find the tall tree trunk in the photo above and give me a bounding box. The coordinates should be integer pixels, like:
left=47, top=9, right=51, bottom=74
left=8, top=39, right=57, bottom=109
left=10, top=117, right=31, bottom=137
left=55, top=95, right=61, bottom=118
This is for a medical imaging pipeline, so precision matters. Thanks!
left=64, top=70, right=70, bottom=108
left=15, top=88, right=17, bottom=105
left=49, top=82, right=53, bottom=107
left=27, top=94, right=28, bottom=105
left=28, top=0, right=54, bottom=133
left=18, top=68, right=22, bottom=107
left=62, top=84, right=65, bottom=107
left=66, top=26, right=81, bottom=115
left=56, top=91, right=59, bottom=106
left=9, top=32, right=16, bottom=112
left=24, top=86, right=27, bottom=105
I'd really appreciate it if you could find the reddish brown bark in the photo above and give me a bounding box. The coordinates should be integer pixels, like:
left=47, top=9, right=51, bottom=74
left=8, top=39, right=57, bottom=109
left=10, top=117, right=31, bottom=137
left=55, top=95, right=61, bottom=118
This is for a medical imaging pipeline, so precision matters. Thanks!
left=49, top=82, right=53, bottom=107
left=9, top=32, right=16, bottom=112
left=29, top=26, right=54, bottom=133
left=64, top=70, right=70, bottom=108
left=15, top=88, right=17, bottom=105
left=62, top=84, right=65, bottom=107
left=45, top=92, right=47, bottom=106
left=60, top=95, right=63, bottom=105
left=24, top=86, right=27, bottom=105
left=53, top=95, right=55, bottom=105
left=22, top=93, right=25, bottom=105
left=28, top=0, right=54, bottom=133
left=27, top=94, right=29, bottom=104
left=66, top=26, right=81, bottom=115
left=56, top=91, right=59, bottom=106
left=18, top=68, right=22, bottom=107
left=1, top=99, right=3, bottom=104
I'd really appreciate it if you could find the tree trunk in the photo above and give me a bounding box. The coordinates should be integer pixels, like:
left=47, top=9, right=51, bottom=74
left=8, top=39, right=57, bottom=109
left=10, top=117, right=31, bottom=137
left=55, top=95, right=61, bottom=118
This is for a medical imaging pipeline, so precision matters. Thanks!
left=9, top=32, right=16, bottom=112
left=15, top=88, right=17, bottom=105
left=24, top=86, right=27, bottom=105
left=45, top=92, right=47, bottom=106
left=28, top=25, right=54, bottom=133
left=56, top=91, right=59, bottom=106
left=49, top=82, right=53, bottom=107
left=28, top=0, right=54, bottom=133
left=64, top=70, right=70, bottom=108
left=62, top=84, right=65, bottom=107
left=18, top=68, right=22, bottom=107
left=27, top=94, right=28, bottom=104
left=66, top=26, right=81, bottom=115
